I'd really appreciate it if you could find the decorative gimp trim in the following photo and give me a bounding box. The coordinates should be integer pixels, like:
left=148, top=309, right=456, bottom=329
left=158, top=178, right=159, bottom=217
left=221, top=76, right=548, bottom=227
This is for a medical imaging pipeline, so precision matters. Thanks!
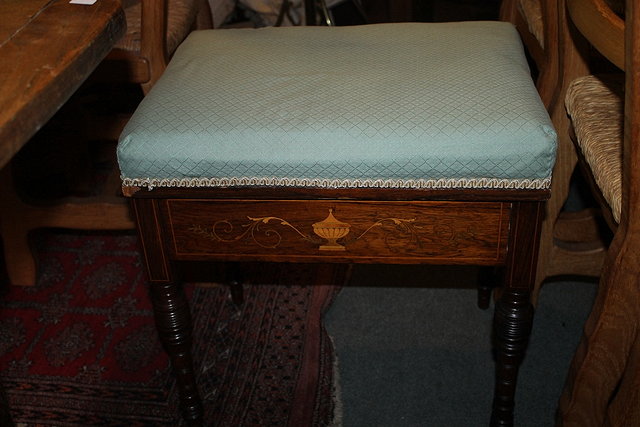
left=121, top=176, right=552, bottom=190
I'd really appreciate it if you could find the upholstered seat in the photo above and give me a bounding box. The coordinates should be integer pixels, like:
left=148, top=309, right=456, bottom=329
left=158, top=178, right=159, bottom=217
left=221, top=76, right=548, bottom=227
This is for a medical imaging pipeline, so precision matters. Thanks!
left=118, top=22, right=556, bottom=190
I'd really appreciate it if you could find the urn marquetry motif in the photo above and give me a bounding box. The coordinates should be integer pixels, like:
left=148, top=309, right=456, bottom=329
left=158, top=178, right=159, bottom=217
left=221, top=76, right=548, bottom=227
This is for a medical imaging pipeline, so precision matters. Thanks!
left=312, top=209, right=351, bottom=251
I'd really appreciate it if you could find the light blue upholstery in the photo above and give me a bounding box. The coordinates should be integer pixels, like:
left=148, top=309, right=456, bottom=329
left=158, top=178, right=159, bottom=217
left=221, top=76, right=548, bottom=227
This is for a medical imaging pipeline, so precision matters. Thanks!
left=118, top=22, right=557, bottom=190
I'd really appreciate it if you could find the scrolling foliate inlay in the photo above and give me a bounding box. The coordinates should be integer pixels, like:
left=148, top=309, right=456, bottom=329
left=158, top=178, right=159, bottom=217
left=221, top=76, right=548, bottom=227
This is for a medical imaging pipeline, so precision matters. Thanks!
left=189, top=216, right=322, bottom=249
left=188, top=209, right=476, bottom=252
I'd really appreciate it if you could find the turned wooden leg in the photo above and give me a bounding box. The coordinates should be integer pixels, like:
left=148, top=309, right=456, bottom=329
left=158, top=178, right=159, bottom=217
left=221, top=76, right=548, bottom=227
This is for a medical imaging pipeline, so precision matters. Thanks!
left=149, top=280, right=203, bottom=424
left=489, top=201, right=544, bottom=426
left=132, top=199, right=202, bottom=424
left=491, top=289, right=534, bottom=426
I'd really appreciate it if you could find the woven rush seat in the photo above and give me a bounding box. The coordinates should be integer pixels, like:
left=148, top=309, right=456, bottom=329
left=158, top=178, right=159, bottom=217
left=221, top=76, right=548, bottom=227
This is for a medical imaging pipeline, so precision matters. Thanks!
left=117, top=22, right=556, bottom=191
left=565, top=74, right=624, bottom=222
left=116, top=0, right=199, bottom=57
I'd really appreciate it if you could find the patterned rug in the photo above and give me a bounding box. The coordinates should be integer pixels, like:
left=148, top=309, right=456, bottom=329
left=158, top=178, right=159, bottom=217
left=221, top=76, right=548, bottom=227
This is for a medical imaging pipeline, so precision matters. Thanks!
left=0, top=230, right=338, bottom=426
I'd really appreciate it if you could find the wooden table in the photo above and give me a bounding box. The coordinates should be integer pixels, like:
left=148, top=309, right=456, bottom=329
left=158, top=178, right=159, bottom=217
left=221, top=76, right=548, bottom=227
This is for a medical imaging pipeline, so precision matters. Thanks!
left=0, top=0, right=125, bottom=422
left=0, top=0, right=127, bottom=170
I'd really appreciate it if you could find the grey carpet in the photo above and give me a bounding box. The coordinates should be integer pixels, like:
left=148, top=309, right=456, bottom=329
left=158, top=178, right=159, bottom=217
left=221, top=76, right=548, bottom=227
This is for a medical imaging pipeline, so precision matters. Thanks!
left=324, top=264, right=597, bottom=427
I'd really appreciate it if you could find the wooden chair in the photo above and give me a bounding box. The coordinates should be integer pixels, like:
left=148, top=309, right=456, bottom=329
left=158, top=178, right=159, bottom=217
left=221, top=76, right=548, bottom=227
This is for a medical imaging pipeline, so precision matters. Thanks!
left=97, top=0, right=212, bottom=94
left=501, top=0, right=611, bottom=305
left=555, top=0, right=640, bottom=425
left=117, top=20, right=557, bottom=426
left=500, top=0, right=559, bottom=108
left=0, top=0, right=211, bottom=287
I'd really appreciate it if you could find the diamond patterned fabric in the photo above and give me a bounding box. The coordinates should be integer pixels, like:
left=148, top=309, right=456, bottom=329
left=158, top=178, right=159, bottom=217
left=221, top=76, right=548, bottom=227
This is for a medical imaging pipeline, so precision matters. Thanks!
left=117, top=22, right=557, bottom=190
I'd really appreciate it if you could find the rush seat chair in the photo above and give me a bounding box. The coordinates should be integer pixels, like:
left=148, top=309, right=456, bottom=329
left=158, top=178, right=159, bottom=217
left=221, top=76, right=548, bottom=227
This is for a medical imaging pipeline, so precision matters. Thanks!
left=556, top=0, right=640, bottom=425
left=117, top=22, right=557, bottom=426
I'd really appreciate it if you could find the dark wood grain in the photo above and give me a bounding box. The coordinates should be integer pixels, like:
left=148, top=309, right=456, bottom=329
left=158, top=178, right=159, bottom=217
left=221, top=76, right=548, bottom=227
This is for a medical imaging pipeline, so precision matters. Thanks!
left=132, top=199, right=171, bottom=282
left=163, top=199, right=510, bottom=264
left=0, top=0, right=126, bottom=169
left=503, top=202, right=545, bottom=291
left=124, top=184, right=550, bottom=202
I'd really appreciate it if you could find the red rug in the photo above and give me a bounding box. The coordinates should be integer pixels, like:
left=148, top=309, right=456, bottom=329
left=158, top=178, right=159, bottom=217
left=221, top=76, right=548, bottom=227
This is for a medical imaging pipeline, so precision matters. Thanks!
left=0, top=231, right=338, bottom=426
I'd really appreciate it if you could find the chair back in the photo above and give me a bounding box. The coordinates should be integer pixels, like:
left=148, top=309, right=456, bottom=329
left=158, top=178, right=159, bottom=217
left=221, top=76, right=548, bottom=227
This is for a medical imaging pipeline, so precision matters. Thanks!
left=501, top=0, right=560, bottom=108
left=567, top=0, right=624, bottom=69
left=108, top=0, right=212, bottom=92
